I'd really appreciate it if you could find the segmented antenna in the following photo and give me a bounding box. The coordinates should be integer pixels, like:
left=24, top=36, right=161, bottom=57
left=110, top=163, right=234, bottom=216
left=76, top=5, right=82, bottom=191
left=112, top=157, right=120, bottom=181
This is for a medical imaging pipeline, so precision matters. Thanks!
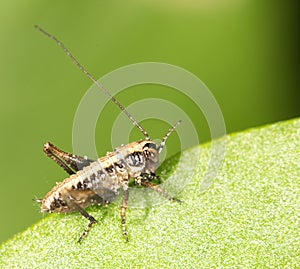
left=35, top=25, right=150, bottom=140
left=157, top=120, right=181, bottom=153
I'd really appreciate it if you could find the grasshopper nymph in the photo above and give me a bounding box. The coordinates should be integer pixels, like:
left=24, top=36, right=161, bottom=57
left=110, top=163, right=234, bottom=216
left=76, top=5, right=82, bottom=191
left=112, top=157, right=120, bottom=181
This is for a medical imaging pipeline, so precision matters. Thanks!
left=35, top=25, right=181, bottom=243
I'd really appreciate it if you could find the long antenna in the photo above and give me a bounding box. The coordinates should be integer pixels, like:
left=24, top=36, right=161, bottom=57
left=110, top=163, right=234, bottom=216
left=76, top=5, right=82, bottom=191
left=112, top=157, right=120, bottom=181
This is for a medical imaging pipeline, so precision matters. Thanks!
left=35, top=25, right=150, bottom=140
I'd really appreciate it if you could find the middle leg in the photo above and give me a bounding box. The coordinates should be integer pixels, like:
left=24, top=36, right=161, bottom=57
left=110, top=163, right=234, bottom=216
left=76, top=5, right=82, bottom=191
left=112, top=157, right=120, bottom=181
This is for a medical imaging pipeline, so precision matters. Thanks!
left=120, top=187, right=129, bottom=242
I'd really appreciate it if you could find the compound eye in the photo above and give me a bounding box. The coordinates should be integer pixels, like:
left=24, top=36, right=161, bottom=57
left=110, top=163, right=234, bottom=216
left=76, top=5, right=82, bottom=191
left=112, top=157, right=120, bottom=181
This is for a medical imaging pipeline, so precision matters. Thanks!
left=143, top=142, right=157, bottom=150
left=145, top=148, right=158, bottom=161
left=143, top=142, right=158, bottom=163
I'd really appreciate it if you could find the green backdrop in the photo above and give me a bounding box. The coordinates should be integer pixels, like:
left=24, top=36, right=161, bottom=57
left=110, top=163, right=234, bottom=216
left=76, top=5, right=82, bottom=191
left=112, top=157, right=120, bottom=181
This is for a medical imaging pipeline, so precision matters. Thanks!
left=0, top=1, right=298, bottom=243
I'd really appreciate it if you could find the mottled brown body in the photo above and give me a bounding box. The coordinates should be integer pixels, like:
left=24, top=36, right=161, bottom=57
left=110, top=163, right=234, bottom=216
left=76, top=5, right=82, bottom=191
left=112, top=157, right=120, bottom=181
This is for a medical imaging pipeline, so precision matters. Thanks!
left=39, top=140, right=179, bottom=242
left=41, top=140, right=159, bottom=213
left=35, top=25, right=181, bottom=242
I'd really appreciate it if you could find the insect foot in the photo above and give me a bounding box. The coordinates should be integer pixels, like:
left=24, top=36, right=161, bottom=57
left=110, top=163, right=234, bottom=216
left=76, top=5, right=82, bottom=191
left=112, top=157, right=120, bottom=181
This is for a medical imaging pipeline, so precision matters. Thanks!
left=35, top=25, right=182, bottom=242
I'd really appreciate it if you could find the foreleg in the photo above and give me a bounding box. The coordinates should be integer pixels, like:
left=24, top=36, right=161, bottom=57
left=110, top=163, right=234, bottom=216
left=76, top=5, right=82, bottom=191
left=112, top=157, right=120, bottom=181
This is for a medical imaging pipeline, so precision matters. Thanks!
left=140, top=181, right=181, bottom=203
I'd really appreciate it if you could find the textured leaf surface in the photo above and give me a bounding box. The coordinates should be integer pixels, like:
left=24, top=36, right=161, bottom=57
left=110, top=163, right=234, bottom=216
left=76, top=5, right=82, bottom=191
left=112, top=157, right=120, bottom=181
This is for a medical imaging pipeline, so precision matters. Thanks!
left=1, top=118, right=299, bottom=268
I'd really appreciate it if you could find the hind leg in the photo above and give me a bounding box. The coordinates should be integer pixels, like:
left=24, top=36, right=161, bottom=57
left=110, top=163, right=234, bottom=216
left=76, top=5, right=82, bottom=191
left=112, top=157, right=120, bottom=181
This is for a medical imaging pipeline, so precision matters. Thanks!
left=64, top=195, right=98, bottom=243
left=43, top=142, right=94, bottom=175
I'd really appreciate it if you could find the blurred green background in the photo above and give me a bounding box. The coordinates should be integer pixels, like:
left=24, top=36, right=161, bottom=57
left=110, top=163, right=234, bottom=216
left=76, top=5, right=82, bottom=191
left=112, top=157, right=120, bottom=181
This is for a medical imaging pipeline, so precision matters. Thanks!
left=0, top=1, right=298, bottom=244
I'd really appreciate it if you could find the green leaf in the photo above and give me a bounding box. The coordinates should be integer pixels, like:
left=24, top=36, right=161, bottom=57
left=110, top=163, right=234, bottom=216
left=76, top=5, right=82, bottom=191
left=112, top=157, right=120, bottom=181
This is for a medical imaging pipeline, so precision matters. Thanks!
left=1, top=118, right=299, bottom=268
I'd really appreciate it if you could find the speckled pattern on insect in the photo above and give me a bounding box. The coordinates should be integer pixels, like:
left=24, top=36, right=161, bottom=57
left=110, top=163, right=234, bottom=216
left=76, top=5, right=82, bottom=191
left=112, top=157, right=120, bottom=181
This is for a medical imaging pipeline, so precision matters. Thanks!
left=35, top=25, right=181, bottom=243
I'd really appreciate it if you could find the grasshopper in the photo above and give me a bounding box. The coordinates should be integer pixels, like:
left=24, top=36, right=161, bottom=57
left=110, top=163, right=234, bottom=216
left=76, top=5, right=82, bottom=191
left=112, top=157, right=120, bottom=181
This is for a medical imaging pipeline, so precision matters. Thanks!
left=35, top=26, right=181, bottom=242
